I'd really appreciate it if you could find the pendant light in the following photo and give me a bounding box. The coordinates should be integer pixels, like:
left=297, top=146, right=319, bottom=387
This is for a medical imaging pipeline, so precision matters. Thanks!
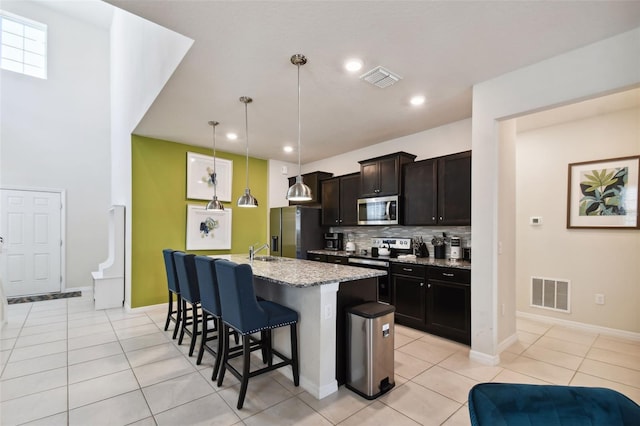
left=205, top=120, right=225, bottom=211
left=237, top=96, right=259, bottom=208
left=286, top=54, right=312, bottom=201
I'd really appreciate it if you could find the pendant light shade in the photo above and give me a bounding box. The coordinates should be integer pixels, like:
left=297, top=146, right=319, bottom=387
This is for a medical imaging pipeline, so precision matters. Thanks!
left=205, top=120, right=225, bottom=211
left=286, top=54, right=313, bottom=202
left=237, top=96, right=258, bottom=208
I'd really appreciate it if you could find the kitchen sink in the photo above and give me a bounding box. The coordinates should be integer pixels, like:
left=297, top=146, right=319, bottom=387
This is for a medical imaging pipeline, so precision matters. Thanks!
left=249, top=256, right=290, bottom=262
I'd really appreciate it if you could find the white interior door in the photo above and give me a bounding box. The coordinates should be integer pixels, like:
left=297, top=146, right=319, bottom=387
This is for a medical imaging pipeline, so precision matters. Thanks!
left=0, top=189, right=62, bottom=297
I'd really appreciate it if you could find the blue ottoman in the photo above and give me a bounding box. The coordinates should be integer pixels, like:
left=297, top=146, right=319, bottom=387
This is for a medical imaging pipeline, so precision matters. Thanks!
left=468, top=383, right=640, bottom=426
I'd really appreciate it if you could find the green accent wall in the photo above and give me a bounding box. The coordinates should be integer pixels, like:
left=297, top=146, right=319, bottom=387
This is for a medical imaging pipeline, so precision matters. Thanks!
left=131, top=135, right=268, bottom=308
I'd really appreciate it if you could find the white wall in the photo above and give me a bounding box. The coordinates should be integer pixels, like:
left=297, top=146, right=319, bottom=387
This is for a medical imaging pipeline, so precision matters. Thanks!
left=268, top=159, right=298, bottom=208
left=516, top=107, right=640, bottom=332
left=110, top=8, right=193, bottom=307
left=0, top=1, right=110, bottom=289
left=302, top=119, right=472, bottom=176
left=471, top=26, right=640, bottom=362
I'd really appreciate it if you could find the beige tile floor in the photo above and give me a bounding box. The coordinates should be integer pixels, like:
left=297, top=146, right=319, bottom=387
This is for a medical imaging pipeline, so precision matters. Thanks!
left=1, top=293, right=639, bottom=425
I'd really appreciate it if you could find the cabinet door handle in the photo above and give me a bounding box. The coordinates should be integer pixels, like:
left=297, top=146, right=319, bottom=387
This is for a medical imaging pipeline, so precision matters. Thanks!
left=427, top=283, right=431, bottom=288
left=420, top=282, right=424, bottom=287
left=439, top=216, right=443, bottom=221
left=432, top=217, right=435, bottom=221
left=443, top=272, right=454, bottom=277
left=402, top=268, right=413, bottom=272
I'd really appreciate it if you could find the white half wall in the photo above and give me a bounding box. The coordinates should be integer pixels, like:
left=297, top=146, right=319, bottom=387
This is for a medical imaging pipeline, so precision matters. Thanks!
left=0, top=1, right=110, bottom=289
left=110, top=8, right=193, bottom=307
left=471, top=26, right=640, bottom=359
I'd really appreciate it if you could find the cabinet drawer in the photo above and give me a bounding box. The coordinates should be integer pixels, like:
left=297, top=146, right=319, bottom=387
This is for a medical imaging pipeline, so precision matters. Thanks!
left=307, top=253, right=326, bottom=262
left=327, top=255, right=348, bottom=265
left=428, top=267, right=470, bottom=284
left=391, top=263, right=426, bottom=278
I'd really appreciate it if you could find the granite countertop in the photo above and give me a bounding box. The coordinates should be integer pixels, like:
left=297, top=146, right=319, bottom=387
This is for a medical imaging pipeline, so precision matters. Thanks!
left=209, top=254, right=386, bottom=288
left=307, top=250, right=472, bottom=270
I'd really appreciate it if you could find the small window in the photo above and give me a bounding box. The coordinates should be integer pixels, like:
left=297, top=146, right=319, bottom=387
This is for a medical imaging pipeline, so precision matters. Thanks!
left=0, top=11, right=47, bottom=79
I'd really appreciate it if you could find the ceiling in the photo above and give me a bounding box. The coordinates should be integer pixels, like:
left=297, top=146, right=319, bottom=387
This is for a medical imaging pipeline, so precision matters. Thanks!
left=97, top=1, right=640, bottom=162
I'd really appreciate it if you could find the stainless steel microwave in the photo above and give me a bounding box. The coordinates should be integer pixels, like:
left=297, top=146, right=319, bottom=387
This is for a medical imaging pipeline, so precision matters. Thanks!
left=357, top=195, right=399, bottom=225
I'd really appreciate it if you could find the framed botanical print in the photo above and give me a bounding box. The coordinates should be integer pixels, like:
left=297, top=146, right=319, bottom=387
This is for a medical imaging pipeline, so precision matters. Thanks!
left=186, top=152, right=232, bottom=202
left=567, top=155, right=639, bottom=229
left=186, top=204, right=232, bottom=250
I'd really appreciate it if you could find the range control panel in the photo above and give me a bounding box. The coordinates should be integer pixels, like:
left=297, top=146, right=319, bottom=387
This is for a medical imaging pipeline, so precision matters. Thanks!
left=371, top=238, right=412, bottom=249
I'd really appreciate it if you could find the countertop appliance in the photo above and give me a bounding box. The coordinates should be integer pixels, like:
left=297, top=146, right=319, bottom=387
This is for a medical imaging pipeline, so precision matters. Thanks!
left=270, top=206, right=324, bottom=259
left=324, top=232, right=343, bottom=251
left=357, top=195, right=399, bottom=225
left=345, top=241, right=356, bottom=253
left=348, top=237, right=412, bottom=304
left=450, top=236, right=462, bottom=260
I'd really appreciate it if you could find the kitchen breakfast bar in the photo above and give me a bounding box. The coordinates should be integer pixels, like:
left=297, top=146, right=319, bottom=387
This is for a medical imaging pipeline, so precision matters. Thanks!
left=210, top=254, right=386, bottom=399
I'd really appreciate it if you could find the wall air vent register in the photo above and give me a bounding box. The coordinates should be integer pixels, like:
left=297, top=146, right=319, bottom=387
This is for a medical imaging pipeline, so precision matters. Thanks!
left=530, top=276, right=570, bottom=313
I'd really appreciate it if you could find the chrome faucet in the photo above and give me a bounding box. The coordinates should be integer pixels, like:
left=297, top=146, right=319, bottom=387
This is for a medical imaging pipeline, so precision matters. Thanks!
left=249, top=242, right=269, bottom=261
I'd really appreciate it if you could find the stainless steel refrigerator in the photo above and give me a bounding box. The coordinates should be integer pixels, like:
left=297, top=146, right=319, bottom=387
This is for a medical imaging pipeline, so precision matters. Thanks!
left=269, top=206, right=324, bottom=259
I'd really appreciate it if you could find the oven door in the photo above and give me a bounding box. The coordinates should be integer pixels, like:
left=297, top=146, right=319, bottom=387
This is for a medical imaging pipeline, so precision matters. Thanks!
left=348, top=257, right=391, bottom=304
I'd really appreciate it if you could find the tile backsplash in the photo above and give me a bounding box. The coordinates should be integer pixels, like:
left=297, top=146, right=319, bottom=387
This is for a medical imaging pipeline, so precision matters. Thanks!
left=331, top=225, right=471, bottom=257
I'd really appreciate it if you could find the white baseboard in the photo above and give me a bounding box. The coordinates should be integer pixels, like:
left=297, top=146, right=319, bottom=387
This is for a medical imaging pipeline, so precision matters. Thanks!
left=311, top=378, right=339, bottom=400
left=497, top=332, right=519, bottom=353
left=64, top=286, right=92, bottom=293
left=517, top=311, right=640, bottom=341
left=126, top=301, right=167, bottom=313
left=469, top=349, right=500, bottom=366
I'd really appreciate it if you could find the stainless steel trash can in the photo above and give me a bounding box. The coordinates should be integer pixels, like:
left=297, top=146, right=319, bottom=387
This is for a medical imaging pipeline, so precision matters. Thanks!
left=346, top=302, right=395, bottom=399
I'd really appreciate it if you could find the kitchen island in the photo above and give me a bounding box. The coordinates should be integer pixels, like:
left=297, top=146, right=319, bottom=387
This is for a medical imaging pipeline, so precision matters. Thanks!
left=210, top=254, right=386, bottom=399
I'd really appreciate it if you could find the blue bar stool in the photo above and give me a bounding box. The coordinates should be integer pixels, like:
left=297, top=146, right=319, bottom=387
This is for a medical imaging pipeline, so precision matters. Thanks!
left=193, top=256, right=227, bottom=380
left=162, top=249, right=182, bottom=339
left=215, top=260, right=300, bottom=409
left=173, top=252, right=201, bottom=357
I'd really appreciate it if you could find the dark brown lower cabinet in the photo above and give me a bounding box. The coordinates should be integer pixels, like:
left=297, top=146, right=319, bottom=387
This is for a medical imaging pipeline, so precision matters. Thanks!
left=391, top=264, right=471, bottom=345
left=426, top=267, right=471, bottom=345
left=391, top=264, right=426, bottom=329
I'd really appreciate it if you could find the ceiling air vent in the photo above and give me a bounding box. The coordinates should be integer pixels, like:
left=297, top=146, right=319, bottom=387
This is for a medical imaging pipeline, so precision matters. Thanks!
left=360, top=66, right=402, bottom=88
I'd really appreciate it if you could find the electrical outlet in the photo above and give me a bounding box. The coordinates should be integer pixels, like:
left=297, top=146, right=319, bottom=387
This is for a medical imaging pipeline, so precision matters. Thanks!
left=595, top=294, right=605, bottom=305
left=324, top=304, right=332, bottom=319
left=281, top=166, right=288, bottom=175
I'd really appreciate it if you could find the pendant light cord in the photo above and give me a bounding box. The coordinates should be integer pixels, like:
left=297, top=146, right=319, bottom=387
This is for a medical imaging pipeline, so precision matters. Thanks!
left=244, top=100, right=250, bottom=189
left=211, top=122, right=218, bottom=198
left=297, top=62, right=302, bottom=178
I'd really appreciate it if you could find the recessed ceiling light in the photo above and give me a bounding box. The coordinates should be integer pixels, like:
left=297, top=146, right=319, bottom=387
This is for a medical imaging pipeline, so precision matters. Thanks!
left=226, top=132, right=238, bottom=140
left=283, top=146, right=293, bottom=153
left=410, top=95, right=426, bottom=106
left=345, top=58, right=363, bottom=73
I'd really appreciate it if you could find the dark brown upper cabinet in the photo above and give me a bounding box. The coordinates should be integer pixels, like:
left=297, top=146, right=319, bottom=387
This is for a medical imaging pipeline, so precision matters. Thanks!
left=359, top=152, right=416, bottom=198
left=403, top=151, right=471, bottom=226
left=403, top=158, right=438, bottom=225
left=321, top=173, right=360, bottom=226
left=287, top=171, right=333, bottom=207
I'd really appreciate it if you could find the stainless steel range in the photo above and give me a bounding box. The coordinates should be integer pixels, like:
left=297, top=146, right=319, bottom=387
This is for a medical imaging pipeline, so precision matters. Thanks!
left=348, top=238, right=412, bottom=304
